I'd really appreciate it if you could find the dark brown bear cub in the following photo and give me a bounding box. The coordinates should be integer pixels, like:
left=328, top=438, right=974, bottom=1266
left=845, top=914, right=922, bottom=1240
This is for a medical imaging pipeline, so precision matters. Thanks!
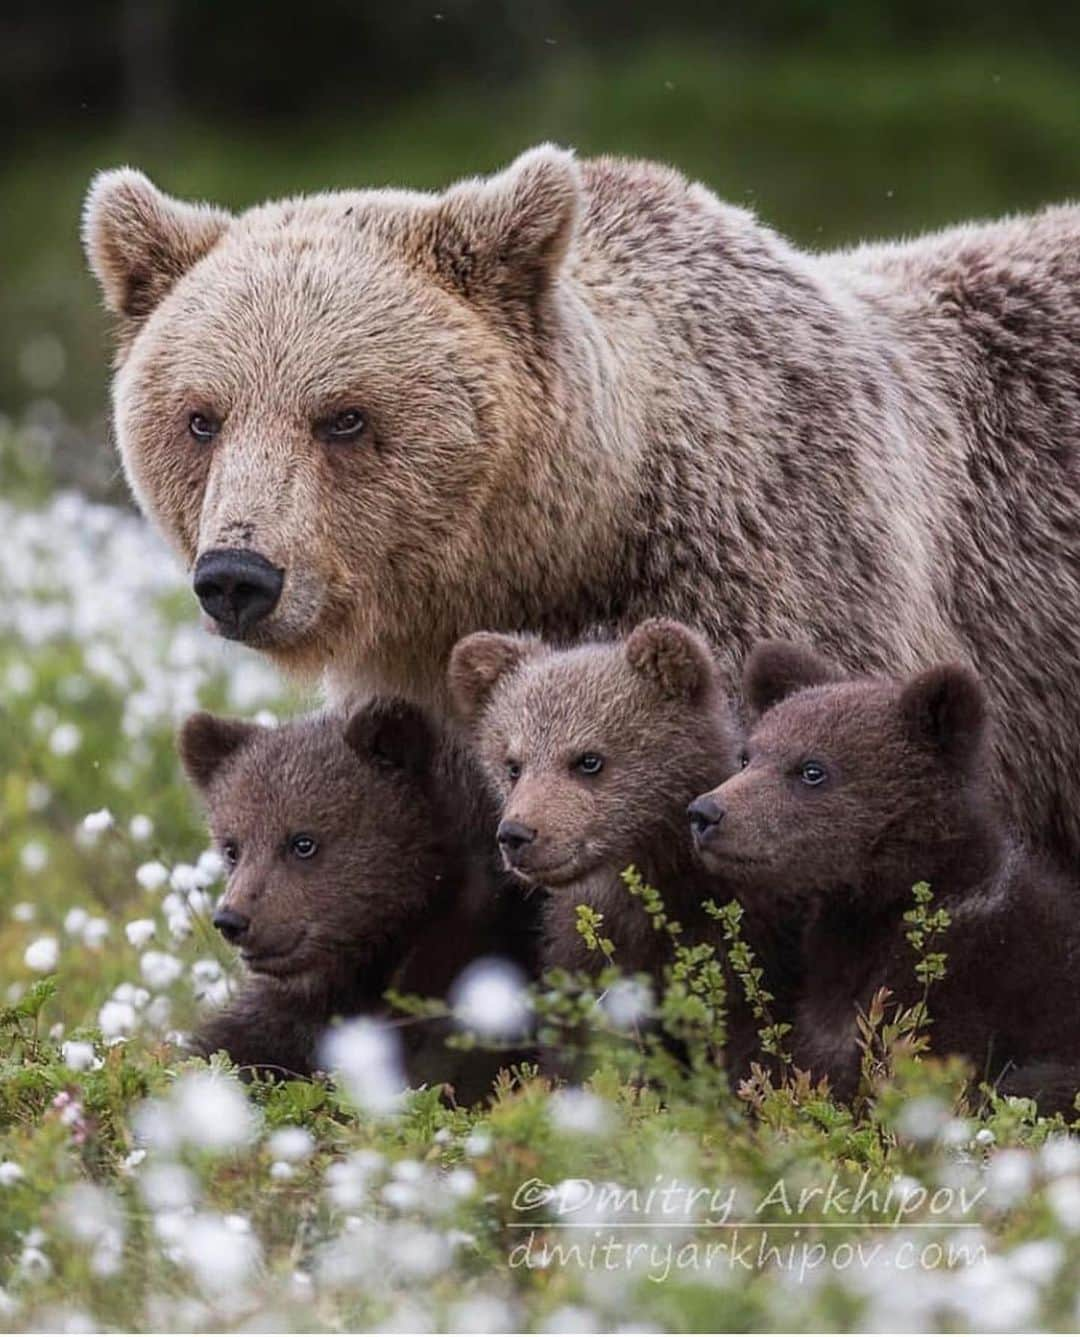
left=449, top=618, right=801, bottom=1076
left=179, top=700, right=528, bottom=1093
left=691, top=641, right=1080, bottom=1113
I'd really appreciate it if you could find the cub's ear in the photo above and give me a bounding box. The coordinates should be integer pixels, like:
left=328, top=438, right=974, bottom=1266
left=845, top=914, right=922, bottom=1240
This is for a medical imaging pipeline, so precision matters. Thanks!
left=82, top=168, right=231, bottom=324
left=178, top=713, right=259, bottom=790
left=625, top=619, right=717, bottom=702
left=743, top=639, right=839, bottom=717
left=429, top=145, right=579, bottom=306
left=899, top=663, right=986, bottom=767
left=448, top=631, right=542, bottom=725
left=345, top=699, right=435, bottom=777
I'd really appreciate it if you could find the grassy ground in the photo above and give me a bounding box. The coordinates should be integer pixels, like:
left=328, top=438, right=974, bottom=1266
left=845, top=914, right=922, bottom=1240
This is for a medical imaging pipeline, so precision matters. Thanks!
left=2, top=420, right=1080, bottom=1332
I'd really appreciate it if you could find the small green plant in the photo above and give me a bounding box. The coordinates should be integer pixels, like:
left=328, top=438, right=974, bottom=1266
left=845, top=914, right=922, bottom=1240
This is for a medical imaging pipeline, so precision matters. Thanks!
left=708, top=898, right=793, bottom=1080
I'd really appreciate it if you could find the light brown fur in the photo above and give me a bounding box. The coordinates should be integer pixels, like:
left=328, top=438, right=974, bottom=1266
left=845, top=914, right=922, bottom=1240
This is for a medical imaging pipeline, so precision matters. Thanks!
left=85, top=150, right=1080, bottom=865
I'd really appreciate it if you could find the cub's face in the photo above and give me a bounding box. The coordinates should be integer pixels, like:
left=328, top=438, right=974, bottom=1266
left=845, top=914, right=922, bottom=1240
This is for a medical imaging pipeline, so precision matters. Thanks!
left=178, top=702, right=448, bottom=1000
left=83, top=150, right=580, bottom=682
left=691, top=641, right=988, bottom=898
left=449, top=620, right=738, bottom=889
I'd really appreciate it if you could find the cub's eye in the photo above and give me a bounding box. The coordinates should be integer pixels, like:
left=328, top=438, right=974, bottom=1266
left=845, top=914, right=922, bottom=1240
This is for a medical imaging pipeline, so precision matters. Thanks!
left=188, top=412, right=220, bottom=443
left=506, top=760, right=522, bottom=783
left=576, top=753, right=604, bottom=777
left=739, top=751, right=750, bottom=770
left=221, top=840, right=239, bottom=868
left=799, top=762, right=828, bottom=787
left=290, top=834, right=319, bottom=859
left=321, top=408, right=367, bottom=441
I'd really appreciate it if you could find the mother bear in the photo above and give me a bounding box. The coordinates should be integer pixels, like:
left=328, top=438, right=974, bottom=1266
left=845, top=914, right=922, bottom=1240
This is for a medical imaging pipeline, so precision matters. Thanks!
left=83, top=147, right=1080, bottom=867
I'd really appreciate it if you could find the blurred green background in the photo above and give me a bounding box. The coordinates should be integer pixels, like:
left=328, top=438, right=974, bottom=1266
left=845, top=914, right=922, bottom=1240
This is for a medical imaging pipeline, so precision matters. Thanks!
left=4, top=0, right=1080, bottom=499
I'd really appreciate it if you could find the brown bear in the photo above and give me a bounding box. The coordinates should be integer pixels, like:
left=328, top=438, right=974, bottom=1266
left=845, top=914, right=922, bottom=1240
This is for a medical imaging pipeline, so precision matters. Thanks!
left=448, top=618, right=802, bottom=1076
left=178, top=699, right=536, bottom=1095
left=690, top=640, right=1080, bottom=1113
left=83, top=149, right=1080, bottom=868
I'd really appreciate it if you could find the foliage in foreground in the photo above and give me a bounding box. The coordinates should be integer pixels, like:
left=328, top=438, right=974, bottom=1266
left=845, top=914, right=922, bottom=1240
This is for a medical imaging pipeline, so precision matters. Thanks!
left=2, top=441, right=1080, bottom=1332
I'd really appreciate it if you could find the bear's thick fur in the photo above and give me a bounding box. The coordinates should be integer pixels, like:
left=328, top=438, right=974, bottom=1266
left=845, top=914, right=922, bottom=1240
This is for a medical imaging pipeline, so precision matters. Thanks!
left=179, top=700, right=535, bottom=1095
left=692, top=641, right=1080, bottom=1113
left=84, top=150, right=1080, bottom=866
left=449, top=618, right=802, bottom=1076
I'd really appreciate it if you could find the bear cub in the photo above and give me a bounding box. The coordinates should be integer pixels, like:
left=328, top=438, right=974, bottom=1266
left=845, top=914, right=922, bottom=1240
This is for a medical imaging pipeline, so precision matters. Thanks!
left=691, top=640, right=1080, bottom=1112
left=449, top=618, right=802, bottom=1074
left=179, top=699, right=527, bottom=1093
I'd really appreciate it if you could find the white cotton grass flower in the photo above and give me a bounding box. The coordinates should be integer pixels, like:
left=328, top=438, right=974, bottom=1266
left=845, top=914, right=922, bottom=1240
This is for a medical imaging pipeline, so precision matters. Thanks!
left=140, top=950, right=183, bottom=990
left=98, top=998, right=136, bottom=1040
left=137, top=1162, right=197, bottom=1212
left=19, top=841, right=48, bottom=874
left=450, top=1294, right=517, bottom=1334
left=324, top=1149, right=386, bottom=1209
left=196, top=848, right=225, bottom=882
left=463, top=1130, right=492, bottom=1158
left=24, top=935, right=58, bottom=972
left=1040, top=1136, right=1080, bottom=1179
left=450, top=956, right=531, bottom=1038
left=0, top=1161, right=24, bottom=1187
left=61, top=1041, right=96, bottom=1073
left=600, top=976, right=653, bottom=1029
left=985, top=1148, right=1035, bottom=1208
left=12, top=902, right=35, bottom=923
left=549, top=1088, right=614, bottom=1138
left=895, top=1094, right=950, bottom=1144
left=63, top=907, right=89, bottom=936
left=179, top=1212, right=261, bottom=1295
left=49, top=722, right=81, bottom=756
left=129, top=814, right=154, bottom=842
left=542, top=1305, right=601, bottom=1333
left=1046, top=1175, right=1080, bottom=1232
left=321, top=1018, right=406, bottom=1117
left=57, top=1184, right=126, bottom=1276
left=80, top=808, right=114, bottom=837
left=125, top=918, right=156, bottom=949
left=135, top=861, right=169, bottom=891
left=444, top=1167, right=477, bottom=1199
left=80, top=917, right=109, bottom=950
left=267, top=1126, right=315, bottom=1163
left=170, top=1070, right=259, bottom=1151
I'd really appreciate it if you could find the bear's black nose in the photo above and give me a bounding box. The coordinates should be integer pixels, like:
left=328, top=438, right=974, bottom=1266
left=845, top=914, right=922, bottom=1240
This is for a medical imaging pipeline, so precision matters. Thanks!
left=497, top=819, right=537, bottom=855
left=193, top=549, right=283, bottom=636
left=687, top=794, right=725, bottom=842
left=212, top=907, right=252, bottom=944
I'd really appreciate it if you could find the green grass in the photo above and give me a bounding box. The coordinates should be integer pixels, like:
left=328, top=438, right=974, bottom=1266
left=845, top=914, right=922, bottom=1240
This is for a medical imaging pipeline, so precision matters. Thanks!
left=2, top=418, right=1080, bottom=1331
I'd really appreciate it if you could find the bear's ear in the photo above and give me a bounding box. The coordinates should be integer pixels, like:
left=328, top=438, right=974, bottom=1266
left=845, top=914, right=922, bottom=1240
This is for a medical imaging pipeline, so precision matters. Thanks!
left=448, top=631, right=542, bottom=725
left=625, top=619, right=717, bottom=702
left=899, top=663, right=986, bottom=767
left=82, top=168, right=231, bottom=324
left=178, top=713, right=259, bottom=790
left=743, top=639, right=839, bottom=717
left=427, top=145, right=579, bottom=307
left=345, top=699, right=435, bottom=777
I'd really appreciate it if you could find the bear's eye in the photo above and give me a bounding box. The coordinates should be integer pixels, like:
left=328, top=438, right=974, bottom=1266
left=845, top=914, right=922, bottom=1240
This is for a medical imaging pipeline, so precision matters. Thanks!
left=290, top=834, right=319, bottom=859
left=739, top=750, right=750, bottom=770
left=506, top=760, right=522, bottom=783
left=576, top=753, right=604, bottom=777
left=221, top=839, right=239, bottom=868
left=799, top=761, right=828, bottom=787
left=320, top=408, right=367, bottom=442
left=188, top=412, right=220, bottom=444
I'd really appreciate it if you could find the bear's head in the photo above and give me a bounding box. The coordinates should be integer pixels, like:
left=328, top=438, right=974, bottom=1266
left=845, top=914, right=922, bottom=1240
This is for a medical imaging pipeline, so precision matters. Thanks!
left=83, top=149, right=587, bottom=690
left=178, top=699, right=452, bottom=1002
left=690, top=639, right=992, bottom=901
left=448, top=618, right=738, bottom=889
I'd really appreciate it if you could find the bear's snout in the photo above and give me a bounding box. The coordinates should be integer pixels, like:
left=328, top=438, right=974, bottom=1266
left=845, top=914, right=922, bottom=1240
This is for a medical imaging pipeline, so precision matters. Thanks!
left=194, top=548, right=283, bottom=638
left=496, top=818, right=537, bottom=866
left=212, top=906, right=252, bottom=944
left=687, top=793, right=725, bottom=846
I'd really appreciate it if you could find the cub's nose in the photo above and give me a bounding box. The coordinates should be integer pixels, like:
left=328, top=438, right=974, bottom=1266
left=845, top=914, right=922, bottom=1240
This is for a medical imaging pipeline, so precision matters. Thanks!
left=497, top=819, right=537, bottom=860
left=687, top=794, right=725, bottom=843
left=193, top=549, right=283, bottom=636
left=212, top=907, right=251, bottom=944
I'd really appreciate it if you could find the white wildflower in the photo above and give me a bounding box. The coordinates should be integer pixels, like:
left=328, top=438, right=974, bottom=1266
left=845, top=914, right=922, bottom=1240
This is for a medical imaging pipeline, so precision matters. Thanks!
left=138, top=1163, right=197, bottom=1212
left=140, top=950, right=183, bottom=990
left=321, top=1018, right=406, bottom=1116
left=985, top=1148, right=1034, bottom=1208
left=61, top=1041, right=95, bottom=1073
left=267, top=1126, right=314, bottom=1163
left=135, top=860, right=169, bottom=891
left=270, top=1161, right=294, bottom=1181
left=451, top=957, right=531, bottom=1038
left=81, top=917, right=109, bottom=949
left=171, top=1071, right=258, bottom=1151
left=600, top=976, right=653, bottom=1029
left=180, top=1212, right=261, bottom=1294
left=0, top=1162, right=24, bottom=1187
left=19, top=841, right=48, bottom=874
left=196, top=848, right=225, bottom=882
left=80, top=808, right=114, bottom=836
left=549, top=1088, right=613, bottom=1137
left=12, top=902, right=35, bottom=923
left=98, top=998, right=136, bottom=1040
left=49, top=722, right=81, bottom=756
left=125, top=918, right=156, bottom=949
left=1046, top=1175, right=1080, bottom=1232
left=895, top=1095, right=949, bottom=1143
left=129, top=814, right=154, bottom=842
left=463, top=1130, right=492, bottom=1158
left=63, top=907, right=89, bottom=936
left=24, top=935, right=58, bottom=972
